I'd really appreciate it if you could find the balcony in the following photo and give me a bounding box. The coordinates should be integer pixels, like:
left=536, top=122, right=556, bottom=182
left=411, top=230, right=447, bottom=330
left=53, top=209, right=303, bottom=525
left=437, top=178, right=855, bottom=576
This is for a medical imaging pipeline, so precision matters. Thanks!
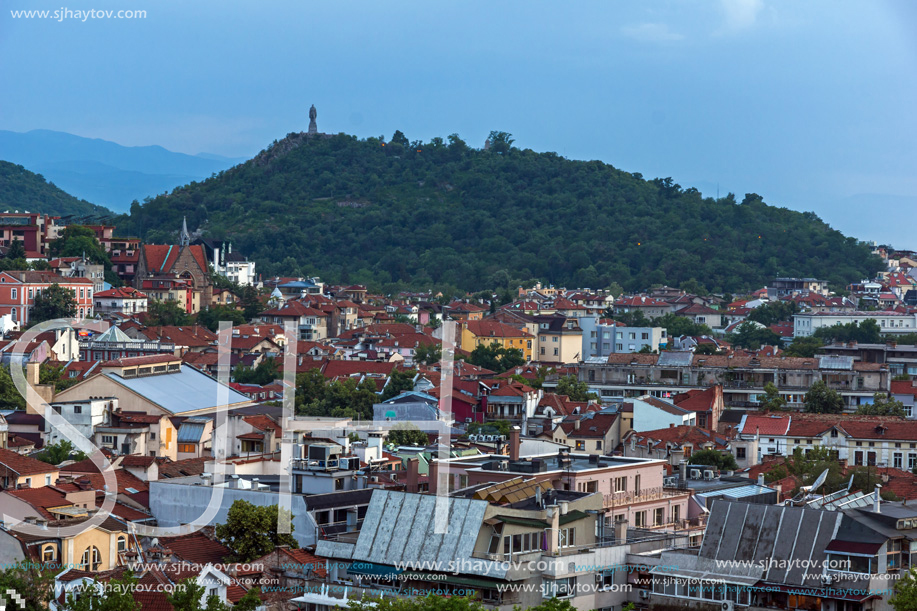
left=603, top=486, right=691, bottom=507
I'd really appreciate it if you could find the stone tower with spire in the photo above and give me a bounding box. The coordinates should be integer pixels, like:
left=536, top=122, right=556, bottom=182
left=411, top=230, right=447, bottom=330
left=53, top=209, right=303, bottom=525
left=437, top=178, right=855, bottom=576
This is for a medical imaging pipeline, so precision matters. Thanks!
left=180, top=216, right=191, bottom=246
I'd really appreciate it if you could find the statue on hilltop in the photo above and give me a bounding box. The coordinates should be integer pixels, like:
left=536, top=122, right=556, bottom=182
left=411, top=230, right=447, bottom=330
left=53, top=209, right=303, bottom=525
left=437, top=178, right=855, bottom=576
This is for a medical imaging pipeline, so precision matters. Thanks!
left=308, top=105, right=318, bottom=135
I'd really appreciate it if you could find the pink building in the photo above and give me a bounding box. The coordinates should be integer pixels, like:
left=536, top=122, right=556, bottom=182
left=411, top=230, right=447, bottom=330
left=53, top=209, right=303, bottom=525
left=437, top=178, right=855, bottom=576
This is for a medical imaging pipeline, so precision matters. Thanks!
left=430, top=445, right=699, bottom=533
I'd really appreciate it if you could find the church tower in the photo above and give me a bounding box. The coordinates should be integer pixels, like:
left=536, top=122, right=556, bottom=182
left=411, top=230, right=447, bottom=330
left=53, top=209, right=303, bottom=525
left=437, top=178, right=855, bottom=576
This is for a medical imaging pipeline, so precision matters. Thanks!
left=180, top=216, right=191, bottom=246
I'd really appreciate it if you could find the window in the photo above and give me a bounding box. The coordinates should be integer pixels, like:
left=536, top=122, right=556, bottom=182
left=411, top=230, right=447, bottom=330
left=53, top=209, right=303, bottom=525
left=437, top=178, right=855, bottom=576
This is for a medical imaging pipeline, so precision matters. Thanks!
left=102, top=435, right=115, bottom=445
left=575, top=440, right=585, bottom=451
left=11, top=288, right=16, bottom=299
left=614, top=476, right=627, bottom=492
left=73, top=405, right=82, bottom=414
left=559, top=527, right=575, bottom=548
left=654, top=507, right=665, bottom=526
left=81, top=546, right=102, bottom=571
left=42, top=544, right=57, bottom=563
left=634, top=511, right=646, bottom=527
left=118, top=536, right=127, bottom=552
left=910, top=454, right=917, bottom=471
left=671, top=505, right=680, bottom=523
left=178, top=443, right=196, bottom=453
left=45, top=474, right=51, bottom=486
left=596, top=440, right=602, bottom=450
left=553, top=348, right=558, bottom=356
left=736, top=447, right=746, bottom=460
left=641, top=332, right=649, bottom=340
left=547, top=577, right=575, bottom=598
left=895, top=453, right=903, bottom=469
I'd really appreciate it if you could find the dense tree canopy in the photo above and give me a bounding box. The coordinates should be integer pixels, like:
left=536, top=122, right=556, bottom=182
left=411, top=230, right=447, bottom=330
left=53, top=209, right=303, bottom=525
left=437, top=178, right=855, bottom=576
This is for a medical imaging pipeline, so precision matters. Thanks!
left=804, top=380, right=845, bottom=414
left=0, top=161, right=110, bottom=217
left=112, top=133, right=884, bottom=294
left=29, top=283, right=77, bottom=324
left=689, top=449, right=738, bottom=471
left=215, top=499, right=297, bottom=563
left=813, top=319, right=882, bottom=344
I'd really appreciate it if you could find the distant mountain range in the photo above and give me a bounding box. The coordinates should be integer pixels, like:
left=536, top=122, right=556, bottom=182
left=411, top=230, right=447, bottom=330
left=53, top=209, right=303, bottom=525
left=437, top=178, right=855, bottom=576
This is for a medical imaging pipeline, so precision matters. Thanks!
left=0, top=129, right=247, bottom=212
left=0, top=160, right=111, bottom=218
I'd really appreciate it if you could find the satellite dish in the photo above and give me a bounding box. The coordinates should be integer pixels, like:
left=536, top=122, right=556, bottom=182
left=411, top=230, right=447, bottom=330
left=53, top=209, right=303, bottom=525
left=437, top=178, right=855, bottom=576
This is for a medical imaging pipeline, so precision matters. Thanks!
left=809, top=468, right=830, bottom=494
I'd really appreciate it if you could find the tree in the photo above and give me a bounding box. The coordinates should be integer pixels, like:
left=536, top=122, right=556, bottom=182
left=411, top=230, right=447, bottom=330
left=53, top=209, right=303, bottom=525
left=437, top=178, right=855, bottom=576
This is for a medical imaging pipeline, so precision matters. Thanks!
left=729, top=321, right=783, bottom=350
left=146, top=299, right=191, bottom=326
left=746, top=301, right=798, bottom=327
left=49, top=225, right=120, bottom=286
left=238, top=285, right=264, bottom=319
left=63, top=571, right=141, bottom=611
left=387, top=423, right=429, bottom=447
left=468, top=420, right=512, bottom=436
left=0, top=565, right=53, bottom=611
left=6, top=238, right=26, bottom=260
left=488, top=131, right=515, bottom=154
left=783, top=336, right=824, bottom=358
left=813, top=319, right=881, bottom=344
left=694, top=343, right=719, bottom=355
left=40, top=363, right=79, bottom=392
left=380, top=368, right=415, bottom=401
left=413, top=342, right=442, bottom=366
left=760, top=382, right=787, bottom=411
left=615, top=309, right=652, bottom=328
left=35, top=440, right=86, bottom=465
left=168, top=577, right=229, bottom=611
left=554, top=375, right=598, bottom=402
left=689, top=449, right=738, bottom=471
left=197, top=305, right=246, bottom=332
left=856, top=393, right=907, bottom=417
left=233, top=357, right=279, bottom=386
left=469, top=342, right=525, bottom=374
left=804, top=380, right=845, bottom=414
left=519, top=599, right=579, bottom=611
left=652, top=313, right=713, bottom=338
left=0, top=365, right=26, bottom=410
left=215, top=500, right=298, bottom=562
left=29, top=283, right=77, bottom=324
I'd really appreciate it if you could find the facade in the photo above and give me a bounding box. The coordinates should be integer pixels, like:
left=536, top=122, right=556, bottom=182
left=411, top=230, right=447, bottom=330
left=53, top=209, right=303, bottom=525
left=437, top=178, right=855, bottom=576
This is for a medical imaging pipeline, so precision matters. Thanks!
left=93, top=286, right=148, bottom=315
left=460, top=320, right=535, bottom=361
left=533, top=315, right=583, bottom=363
left=0, top=270, right=94, bottom=324
left=0, top=212, right=60, bottom=258
left=794, top=311, right=917, bottom=337
left=134, top=240, right=212, bottom=314
left=581, top=352, right=890, bottom=411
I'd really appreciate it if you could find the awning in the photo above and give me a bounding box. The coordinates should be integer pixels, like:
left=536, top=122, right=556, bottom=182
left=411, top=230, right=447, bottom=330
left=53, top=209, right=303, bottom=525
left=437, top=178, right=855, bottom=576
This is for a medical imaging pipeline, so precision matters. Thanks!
left=559, top=510, right=589, bottom=525
left=348, top=561, right=403, bottom=577
left=825, top=540, right=883, bottom=555
left=401, top=571, right=510, bottom=589
left=496, top=515, right=549, bottom=529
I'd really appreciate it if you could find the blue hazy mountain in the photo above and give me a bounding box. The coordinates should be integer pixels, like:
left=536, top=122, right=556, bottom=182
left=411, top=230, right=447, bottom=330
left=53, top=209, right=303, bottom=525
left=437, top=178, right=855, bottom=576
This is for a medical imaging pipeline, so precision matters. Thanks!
left=0, top=129, right=247, bottom=212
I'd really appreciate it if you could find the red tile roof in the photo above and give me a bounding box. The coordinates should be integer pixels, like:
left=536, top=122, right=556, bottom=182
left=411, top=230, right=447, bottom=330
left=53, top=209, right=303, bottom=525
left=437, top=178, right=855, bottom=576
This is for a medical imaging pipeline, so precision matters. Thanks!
left=464, top=320, right=533, bottom=338
left=141, top=325, right=216, bottom=347
left=627, top=425, right=729, bottom=450
left=0, top=447, right=60, bottom=477
left=142, top=244, right=208, bottom=275
left=95, top=287, right=148, bottom=299
left=158, top=531, right=231, bottom=564
left=741, top=415, right=791, bottom=436
left=672, top=386, right=720, bottom=412
left=559, top=413, right=618, bottom=437
left=321, top=360, right=399, bottom=379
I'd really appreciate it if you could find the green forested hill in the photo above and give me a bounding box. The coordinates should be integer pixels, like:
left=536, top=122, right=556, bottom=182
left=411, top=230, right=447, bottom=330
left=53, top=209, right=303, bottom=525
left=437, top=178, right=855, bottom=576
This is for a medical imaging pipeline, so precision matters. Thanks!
left=0, top=161, right=112, bottom=218
left=114, top=132, right=883, bottom=293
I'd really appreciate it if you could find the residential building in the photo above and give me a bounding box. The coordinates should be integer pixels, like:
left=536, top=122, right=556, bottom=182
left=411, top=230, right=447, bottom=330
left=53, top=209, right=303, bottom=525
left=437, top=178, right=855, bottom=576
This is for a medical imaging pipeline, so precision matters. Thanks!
left=260, top=301, right=329, bottom=341
left=0, top=447, right=60, bottom=489
left=93, top=286, right=148, bottom=315
left=0, top=211, right=61, bottom=258
left=767, top=276, right=830, bottom=298
left=533, top=315, right=583, bottom=363
left=196, top=239, right=257, bottom=286
left=581, top=352, right=890, bottom=411
left=460, top=320, right=534, bottom=361
left=134, top=223, right=212, bottom=314
left=794, top=311, right=917, bottom=337
left=0, top=270, right=95, bottom=324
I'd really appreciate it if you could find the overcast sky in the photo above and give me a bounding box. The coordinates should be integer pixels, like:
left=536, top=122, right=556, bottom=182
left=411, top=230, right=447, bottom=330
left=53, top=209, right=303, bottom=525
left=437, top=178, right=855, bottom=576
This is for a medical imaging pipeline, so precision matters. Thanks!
left=2, top=0, right=916, bottom=247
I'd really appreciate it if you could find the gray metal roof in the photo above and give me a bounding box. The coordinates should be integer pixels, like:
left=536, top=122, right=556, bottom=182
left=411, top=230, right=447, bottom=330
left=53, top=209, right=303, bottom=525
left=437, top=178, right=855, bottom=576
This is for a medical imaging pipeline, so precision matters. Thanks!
left=657, top=351, right=694, bottom=367
left=107, top=366, right=251, bottom=414
left=350, top=489, right=506, bottom=578
left=693, top=500, right=845, bottom=587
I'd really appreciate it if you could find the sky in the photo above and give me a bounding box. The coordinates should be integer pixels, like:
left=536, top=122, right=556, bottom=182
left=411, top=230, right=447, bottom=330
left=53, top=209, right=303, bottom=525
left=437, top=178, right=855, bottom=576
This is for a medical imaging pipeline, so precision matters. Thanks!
left=1, top=0, right=916, bottom=247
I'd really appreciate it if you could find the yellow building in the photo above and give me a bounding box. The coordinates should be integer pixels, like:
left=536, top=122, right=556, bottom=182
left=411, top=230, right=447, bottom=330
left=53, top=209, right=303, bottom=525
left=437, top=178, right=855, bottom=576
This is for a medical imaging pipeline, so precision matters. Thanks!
left=461, top=320, right=534, bottom=361
left=5, top=514, right=134, bottom=571
left=0, top=448, right=59, bottom=489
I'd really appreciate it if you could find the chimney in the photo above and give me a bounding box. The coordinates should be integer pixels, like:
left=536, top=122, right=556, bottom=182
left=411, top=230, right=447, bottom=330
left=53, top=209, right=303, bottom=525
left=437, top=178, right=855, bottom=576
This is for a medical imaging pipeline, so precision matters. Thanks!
left=680, top=460, right=688, bottom=482
left=546, top=505, right=560, bottom=555
left=346, top=508, right=358, bottom=532
left=574, top=419, right=581, bottom=431
left=510, top=426, right=521, bottom=461
left=26, top=361, right=40, bottom=386
left=874, top=485, right=882, bottom=513
left=669, top=423, right=674, bottom=428
left=757, top=473, right=765, bottom=487
left=614, top=519, right=628, bottom=543
left=406, top=458, right=420, bottom=493
left=429, top=459, right=440, bottom=494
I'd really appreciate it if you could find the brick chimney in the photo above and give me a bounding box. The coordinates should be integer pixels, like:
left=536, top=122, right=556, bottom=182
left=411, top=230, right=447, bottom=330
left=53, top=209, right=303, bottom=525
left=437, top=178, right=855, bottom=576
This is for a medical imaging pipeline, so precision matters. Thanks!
left=429, top=459, right=440, bottom=494
left=510, top=426, right=521, bottom=461
left=406, top=458, right=420, bottom=493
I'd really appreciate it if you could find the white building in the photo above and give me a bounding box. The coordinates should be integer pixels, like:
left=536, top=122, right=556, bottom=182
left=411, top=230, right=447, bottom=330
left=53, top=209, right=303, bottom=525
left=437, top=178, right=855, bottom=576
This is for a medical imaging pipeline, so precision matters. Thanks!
left=793, top=311, right=917, bottom=337
left=93, top=286, right=148, bottom=315
left=212, top=242, right=257, bottom=286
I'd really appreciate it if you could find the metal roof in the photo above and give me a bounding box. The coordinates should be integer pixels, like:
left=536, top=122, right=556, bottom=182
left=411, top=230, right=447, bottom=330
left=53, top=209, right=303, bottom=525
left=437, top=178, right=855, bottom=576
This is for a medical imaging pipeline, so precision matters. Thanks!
left=694, top=484, right=774, bottom=500
left=107, top=365, right=251, bottom=414
left=177, top=422, right=206, bottom=443
left=657, top=351, right=694, bottom=367
left=818, top=356, right=855, bottom=370
left=350, top=489, right=507, bottom=578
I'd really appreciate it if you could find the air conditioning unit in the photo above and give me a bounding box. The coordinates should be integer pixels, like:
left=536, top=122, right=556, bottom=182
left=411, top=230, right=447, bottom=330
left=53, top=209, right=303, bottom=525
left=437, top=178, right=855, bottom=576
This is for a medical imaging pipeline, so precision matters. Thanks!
left=822, top=574, right=834, bottom=585
left=704, top=470, right=715, bottom=481
left=465, top=418, right=472, bottom=423
left=639, top=590, right=649, bottom=600
left=690, top=469, right=702, bottom=479
left=722, top=601, right=735, bottom=611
